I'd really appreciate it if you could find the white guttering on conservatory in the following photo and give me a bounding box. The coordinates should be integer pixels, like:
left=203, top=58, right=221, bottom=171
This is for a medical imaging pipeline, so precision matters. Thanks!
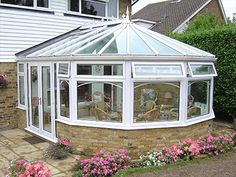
left=16, top=18, right=217, bottom=130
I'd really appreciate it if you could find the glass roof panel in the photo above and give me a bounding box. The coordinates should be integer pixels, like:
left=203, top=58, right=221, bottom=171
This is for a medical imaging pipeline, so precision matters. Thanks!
left=75, top=32, right=114, bottom=54
left=102, top=28, right=127, bottom=54
left=138, top=30, right=182, bottom=56
left=129, top=27, right=154, bottom=55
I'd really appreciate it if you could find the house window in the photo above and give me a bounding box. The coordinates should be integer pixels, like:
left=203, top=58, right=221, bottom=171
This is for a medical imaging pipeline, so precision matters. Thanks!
left=77, top=82, right=123, bottom=122
left=132, top=63, right=185, bottom=78
left=59, top=80, right=70, bottom=118
left=17, top=63, right=26, bottom=108
left=1, top=0, right=49, bottom=8
left=188, top=63, right=217, bottom=77
left=68, top=0, right=116, bottom=17
left=187, top=80, right=210, bottom=119
left=134, top=82, right=180, bottom=123
left=77, top=64, right=123, bottom=76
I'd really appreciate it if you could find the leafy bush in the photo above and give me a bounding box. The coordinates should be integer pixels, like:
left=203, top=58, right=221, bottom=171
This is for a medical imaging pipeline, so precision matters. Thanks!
left=8, top=159, right=51, bottom=177
left=184, top=13, right=224, bottom=33
left=170, top=24, right=236, bottom=118
left=43, top=139, right=72, bottom=159
left=140, top=130, right=235, bottom=167
left=73, top=149, right=131, bottom=177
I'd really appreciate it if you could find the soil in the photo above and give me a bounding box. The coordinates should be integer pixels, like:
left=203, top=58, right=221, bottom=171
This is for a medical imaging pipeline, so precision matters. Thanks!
left=129, top=151, right=236, bottom=177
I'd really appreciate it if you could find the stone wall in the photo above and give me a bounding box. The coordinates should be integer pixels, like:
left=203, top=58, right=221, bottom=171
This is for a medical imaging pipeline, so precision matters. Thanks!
left=0, top=63, right=18, bottom=130
left=57, top=120, right=213, bottom=158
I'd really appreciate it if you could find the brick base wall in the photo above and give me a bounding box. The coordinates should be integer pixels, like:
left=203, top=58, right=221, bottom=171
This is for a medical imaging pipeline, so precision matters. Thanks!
left=57, top=120, right=213, bottom=158
left=0, top=62, right=18, bottom=130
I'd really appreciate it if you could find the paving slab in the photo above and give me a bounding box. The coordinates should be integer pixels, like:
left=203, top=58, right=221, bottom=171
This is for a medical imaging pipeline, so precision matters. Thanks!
left=12, top=144, right=39, bottom=155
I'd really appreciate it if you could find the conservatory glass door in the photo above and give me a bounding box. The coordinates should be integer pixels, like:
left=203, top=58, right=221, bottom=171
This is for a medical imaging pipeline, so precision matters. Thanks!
left=28, top=63, right=55, bottom=140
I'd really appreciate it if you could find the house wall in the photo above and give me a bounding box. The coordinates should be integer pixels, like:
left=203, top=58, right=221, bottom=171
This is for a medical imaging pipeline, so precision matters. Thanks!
left=197, top=0, right=225, bottom=21
left=0, top=0, right=131, bottom=130
left=0, top=63, right=18, bottom=130
left=57, top=120, right=213, bottom=158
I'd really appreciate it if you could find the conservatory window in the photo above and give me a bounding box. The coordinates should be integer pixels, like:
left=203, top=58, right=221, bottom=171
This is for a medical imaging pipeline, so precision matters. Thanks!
left=187, top=80, right=210, bottom=119
left=58, top=63, right=70, bottom=77
left=18, top=63, right=26, bottom=108
left=1, top=0, right=49, bottom=8
left=132, top=63, right=185, bottom=78
left=188, top=63, right=217, bottom=77
left=77, top=82, right=123, bottom=122
left=134, top=82, right=180, bottom=123
left=59, top=80, right=70, bottom=118
left=77, top=64, right=123, bottom=76
left=68, top=0, right=107, bottom=17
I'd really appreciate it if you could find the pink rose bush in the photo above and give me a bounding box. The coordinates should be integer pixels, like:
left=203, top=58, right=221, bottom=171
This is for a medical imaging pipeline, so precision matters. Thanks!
left=8, top=159, right=51, bottom=177
left=74, top=149, right=131, bottom=177
left=141, top=130, right=236, bottom=167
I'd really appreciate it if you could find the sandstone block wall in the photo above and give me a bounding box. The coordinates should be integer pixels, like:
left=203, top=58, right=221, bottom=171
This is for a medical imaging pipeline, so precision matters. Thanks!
left=57, top=120, right=213, bottom=158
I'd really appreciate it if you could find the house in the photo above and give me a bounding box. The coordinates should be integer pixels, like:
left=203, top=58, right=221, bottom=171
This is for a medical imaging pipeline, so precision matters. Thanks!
left=0, top=0, right=131, bottom=130
left=132, top=0, right=227, bottom=34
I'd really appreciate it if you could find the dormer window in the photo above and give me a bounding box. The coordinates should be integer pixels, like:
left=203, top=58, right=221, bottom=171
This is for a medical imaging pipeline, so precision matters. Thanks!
left=0, top=0, right=49, bottom=8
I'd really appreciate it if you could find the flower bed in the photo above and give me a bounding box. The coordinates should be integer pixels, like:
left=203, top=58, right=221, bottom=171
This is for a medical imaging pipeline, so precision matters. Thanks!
left=140, top=130, right=236, bottom=167
left=73, top=149, right=131, bottom=177
left=7, top=159, right=51, bottom=177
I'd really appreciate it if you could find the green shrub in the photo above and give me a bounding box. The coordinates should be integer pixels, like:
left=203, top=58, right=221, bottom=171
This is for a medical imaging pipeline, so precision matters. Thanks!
left=170, top=24, right=236, bottom=118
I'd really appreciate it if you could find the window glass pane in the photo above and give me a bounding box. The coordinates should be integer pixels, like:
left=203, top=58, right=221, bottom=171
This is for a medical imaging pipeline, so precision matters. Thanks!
left=82, top=0, right=106, bottom=17
left=58, top=63, right=69, bottom=76
left=129, top=28, right=154, bottom=54
left=60, top=80, right=70, bottom=118
left=1, top=0, right=33, bottom=7
left=68, top=0, right=79, bottom=12
left=134, top=82, right=180, bottom=123
left=77, top=34, right=114, bottom=54
left=138, top=30, right=182, bottom=55
left=77, top=64, right=123, bottom=76
left=37, top=0, right=48, bottom=8
left=19, top=64, right=24, bottom=72
left=77, top=82, right=123, bottom=122
left=19, top=76, right=25, bottom=105
left=103, top=29, right=127, bottom=54
left=188, top=80, right=210, bottom=119
left=107, top=0, right=117, bottom=18
left=190, top=64, right=216, bottom=75
left=134, top=64, right=183, bottom=77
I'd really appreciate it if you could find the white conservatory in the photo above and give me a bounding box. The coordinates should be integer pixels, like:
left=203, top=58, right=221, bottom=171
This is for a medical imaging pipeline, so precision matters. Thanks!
left=16, top=18, right=217, bottom=147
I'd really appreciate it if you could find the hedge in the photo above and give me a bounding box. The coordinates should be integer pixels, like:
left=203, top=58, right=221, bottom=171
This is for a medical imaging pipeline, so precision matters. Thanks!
left=170, top=25, right=236, bottom=118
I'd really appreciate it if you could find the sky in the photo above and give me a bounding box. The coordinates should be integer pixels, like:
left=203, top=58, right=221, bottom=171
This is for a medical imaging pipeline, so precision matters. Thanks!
left=132, top=0, right=236, bottom=19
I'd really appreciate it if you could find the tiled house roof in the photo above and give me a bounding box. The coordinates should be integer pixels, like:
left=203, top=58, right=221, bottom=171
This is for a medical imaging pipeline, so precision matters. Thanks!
left=132, top=0, right=225, bottom=34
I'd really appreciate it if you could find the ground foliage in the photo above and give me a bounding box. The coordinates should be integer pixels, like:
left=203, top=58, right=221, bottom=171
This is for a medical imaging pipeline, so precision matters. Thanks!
left=169, top=19, right=236, bottom=118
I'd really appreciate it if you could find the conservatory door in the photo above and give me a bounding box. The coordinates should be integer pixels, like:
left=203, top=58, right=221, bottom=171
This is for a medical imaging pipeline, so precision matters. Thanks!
left=28, top=63, right=56, bottom=141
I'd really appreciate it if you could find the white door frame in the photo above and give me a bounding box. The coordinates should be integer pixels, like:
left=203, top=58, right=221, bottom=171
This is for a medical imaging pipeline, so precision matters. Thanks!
left=27, top=62, right=57, bottom=142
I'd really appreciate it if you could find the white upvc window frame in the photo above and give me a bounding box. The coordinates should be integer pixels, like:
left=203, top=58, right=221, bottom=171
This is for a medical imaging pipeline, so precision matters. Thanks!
left=67, top=0, right=108, bottom=18
left=68, top=61, right=125, bottom=126
left=57, top=62, right=70, bottom=78
left=185, top=77, right=214, bottom=125
left=17, top=62, right=27, bottom=110
left=0, top=0, right=51, bottom=9
left=188, top=62, right=217, bottom=77
left=57, top=78, right=71, bottom=121
left=130, top=77, right=185, bottom=128
left=132, top=62, right=186, bottom=79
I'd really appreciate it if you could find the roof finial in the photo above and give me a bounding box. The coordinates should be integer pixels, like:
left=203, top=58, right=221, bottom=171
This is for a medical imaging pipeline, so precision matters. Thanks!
left=126, top=6, right=130, bottom=21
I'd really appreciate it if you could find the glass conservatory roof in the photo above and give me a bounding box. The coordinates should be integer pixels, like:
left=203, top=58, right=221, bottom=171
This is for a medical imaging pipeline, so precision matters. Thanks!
left=16, top=19, right=215, bottom=58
